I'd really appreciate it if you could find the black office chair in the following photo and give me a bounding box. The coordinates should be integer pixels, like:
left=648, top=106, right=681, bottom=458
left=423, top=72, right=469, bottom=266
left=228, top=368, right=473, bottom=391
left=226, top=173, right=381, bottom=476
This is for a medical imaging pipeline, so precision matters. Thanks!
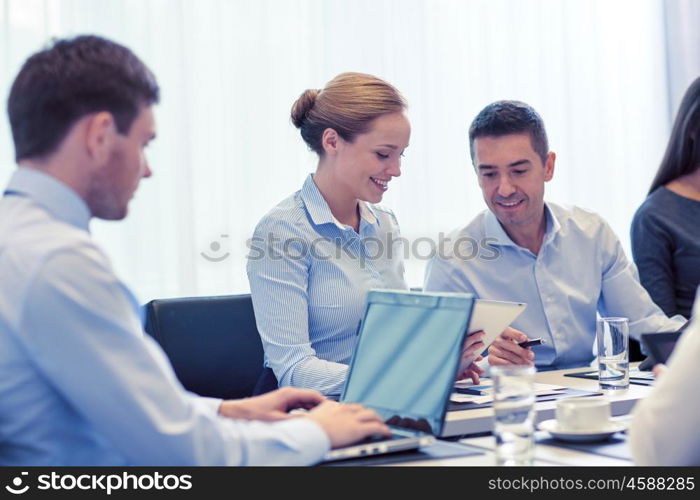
left=143, top=294, right=265, bottom=400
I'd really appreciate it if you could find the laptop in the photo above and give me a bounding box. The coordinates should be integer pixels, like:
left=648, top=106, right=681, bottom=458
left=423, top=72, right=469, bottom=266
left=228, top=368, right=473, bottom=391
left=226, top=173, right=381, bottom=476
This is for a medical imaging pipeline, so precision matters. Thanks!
left=323, top=289, right=475, bottom=462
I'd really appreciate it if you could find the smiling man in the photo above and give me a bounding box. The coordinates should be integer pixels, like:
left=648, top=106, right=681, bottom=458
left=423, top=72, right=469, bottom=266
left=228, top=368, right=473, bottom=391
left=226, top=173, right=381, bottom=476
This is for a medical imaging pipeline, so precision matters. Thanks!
left=424, top=100, right=685, bottom=369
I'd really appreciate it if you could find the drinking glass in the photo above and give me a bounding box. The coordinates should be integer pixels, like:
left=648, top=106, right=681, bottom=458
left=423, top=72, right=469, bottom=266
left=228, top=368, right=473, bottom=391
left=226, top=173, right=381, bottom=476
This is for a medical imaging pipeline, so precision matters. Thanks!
left=492, top=365, right=535, bottom=466
left=596, top=317, right=629, bottom=392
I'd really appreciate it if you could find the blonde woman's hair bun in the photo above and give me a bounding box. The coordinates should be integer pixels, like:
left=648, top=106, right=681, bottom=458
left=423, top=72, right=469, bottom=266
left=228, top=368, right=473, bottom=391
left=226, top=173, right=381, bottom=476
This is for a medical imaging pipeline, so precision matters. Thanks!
left=291, top=89, right=321, bottom=129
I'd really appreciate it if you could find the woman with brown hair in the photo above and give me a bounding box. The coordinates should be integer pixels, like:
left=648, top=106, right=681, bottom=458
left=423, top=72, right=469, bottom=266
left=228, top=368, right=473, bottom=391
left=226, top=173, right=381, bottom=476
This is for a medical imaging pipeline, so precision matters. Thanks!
left=631, top=76, right=700, bottom=319
left=247, top=73, right=483, bottom=395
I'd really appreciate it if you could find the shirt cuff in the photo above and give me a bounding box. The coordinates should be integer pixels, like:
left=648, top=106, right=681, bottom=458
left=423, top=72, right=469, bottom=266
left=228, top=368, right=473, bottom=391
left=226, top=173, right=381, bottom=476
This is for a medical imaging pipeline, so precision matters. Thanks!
left=189, top=394, right=224, bottom=415
left=271, top=417, right=331, bottom=464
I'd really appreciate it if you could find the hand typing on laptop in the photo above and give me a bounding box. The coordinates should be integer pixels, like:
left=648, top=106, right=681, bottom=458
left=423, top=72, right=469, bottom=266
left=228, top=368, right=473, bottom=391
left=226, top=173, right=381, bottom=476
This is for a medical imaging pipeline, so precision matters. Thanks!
left=306, top=401, right=391, bottom=448
left=218, top=387, right=390, bottom=449
left=488, top=327, right=536, bottom=366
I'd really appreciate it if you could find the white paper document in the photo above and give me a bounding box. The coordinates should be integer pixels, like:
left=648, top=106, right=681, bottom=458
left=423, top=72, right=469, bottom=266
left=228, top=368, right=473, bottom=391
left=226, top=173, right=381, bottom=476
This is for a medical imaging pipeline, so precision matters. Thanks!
left=450, top=382, right=566, bottom=404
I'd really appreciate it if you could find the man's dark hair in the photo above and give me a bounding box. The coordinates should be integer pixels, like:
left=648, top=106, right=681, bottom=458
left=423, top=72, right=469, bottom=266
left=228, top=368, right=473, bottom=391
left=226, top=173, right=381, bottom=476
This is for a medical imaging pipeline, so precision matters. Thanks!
left=7, top=35, right=160, bottom=162
left=468, top=100, right=549, bottom=164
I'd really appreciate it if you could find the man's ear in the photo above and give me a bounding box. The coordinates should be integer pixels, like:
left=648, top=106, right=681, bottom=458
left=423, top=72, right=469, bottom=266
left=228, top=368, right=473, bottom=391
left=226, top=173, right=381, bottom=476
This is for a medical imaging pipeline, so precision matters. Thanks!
left=321, top=128, right=341, bottom=156
left=544, top=151, right=556, bottom=182
left=85, top=112, right=116, bottom=165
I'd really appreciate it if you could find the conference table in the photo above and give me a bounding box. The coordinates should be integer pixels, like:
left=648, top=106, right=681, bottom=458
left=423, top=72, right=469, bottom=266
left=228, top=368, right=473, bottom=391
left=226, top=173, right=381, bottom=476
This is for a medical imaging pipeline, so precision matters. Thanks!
left=393, top=364, right=650, bottom=466
left=442, top=364, right=650, bottom=437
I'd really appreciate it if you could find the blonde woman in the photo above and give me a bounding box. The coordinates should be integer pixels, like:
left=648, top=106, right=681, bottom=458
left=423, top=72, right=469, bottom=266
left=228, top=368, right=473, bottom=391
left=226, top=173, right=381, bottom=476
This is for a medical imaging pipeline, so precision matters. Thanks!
left=247, top=73, right=483, bottom=395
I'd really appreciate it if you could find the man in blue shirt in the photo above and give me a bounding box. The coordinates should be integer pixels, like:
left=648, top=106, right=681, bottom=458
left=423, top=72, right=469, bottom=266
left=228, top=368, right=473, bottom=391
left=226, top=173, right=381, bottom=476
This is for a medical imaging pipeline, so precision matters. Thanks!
left=424, top=100, right=685, bottom=368
left=0, top=35, right=389, bottom=465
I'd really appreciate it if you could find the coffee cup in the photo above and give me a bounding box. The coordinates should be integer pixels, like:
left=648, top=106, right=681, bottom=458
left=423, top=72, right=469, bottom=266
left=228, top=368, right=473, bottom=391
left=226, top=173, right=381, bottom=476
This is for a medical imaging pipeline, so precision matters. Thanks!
left=555, top=398, right=612, bottom=432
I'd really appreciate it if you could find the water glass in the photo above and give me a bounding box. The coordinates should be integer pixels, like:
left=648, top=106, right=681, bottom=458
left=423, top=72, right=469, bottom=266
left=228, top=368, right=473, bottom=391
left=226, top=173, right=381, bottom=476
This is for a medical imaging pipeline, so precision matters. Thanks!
left=491, top=365, right=535, bottom=466
left=596, top=317, right=629, bottom=391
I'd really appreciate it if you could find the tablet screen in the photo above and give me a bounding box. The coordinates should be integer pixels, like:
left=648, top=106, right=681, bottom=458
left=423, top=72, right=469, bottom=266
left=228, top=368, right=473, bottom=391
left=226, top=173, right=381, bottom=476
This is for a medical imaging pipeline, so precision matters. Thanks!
left=641, top=331, right=682, bottom=364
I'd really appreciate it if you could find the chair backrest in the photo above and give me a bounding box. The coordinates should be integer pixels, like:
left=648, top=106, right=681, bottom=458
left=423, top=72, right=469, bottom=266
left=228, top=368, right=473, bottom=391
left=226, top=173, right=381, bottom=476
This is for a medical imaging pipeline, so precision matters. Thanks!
left=143, top=294, right=264, bottom=400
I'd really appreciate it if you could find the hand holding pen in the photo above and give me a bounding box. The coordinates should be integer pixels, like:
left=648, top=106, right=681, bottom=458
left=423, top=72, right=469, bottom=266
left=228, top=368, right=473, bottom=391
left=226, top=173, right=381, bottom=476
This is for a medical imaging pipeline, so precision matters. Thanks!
left=488, top=327, right=542, bottom=367
left=518, top=338, right=544, bottom=348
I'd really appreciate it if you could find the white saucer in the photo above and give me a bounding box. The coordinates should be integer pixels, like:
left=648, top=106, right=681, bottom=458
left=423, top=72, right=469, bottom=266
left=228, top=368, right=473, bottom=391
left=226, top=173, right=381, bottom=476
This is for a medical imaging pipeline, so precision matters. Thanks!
left=538, top=419, right=627, bottom=443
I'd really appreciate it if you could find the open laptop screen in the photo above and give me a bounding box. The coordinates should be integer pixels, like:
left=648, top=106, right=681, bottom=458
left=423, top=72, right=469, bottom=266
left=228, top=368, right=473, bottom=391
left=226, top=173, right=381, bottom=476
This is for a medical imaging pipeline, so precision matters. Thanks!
left=340, top=290, right=474, bottom=436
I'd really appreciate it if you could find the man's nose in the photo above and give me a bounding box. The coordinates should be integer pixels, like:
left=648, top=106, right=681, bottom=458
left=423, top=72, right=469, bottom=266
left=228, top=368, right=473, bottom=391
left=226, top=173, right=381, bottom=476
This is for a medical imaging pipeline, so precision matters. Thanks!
left=497, top=177, right=515, bottom=197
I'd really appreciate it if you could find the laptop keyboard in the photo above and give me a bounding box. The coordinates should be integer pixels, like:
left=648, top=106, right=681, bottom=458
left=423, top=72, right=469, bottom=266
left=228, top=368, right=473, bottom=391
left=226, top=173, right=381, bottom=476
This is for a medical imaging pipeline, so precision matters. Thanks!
left=356, top=429, right=418, bottom=444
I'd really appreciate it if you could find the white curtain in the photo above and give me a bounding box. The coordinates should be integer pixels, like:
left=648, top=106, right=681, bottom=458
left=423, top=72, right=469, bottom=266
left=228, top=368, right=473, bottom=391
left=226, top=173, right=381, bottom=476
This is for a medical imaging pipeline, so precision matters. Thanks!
left=0, top=0, right=671, bottom=300
left=663, top=0, right=700, bottom=116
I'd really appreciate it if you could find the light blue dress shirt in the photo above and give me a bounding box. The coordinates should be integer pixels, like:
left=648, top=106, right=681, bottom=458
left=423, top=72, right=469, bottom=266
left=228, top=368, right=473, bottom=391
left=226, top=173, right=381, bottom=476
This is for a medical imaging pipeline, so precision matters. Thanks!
left=247, top=174, right=407, bottom=395
left=0, top=167, right=329, bottom=466
left=424, top=203, right=685, bottom=367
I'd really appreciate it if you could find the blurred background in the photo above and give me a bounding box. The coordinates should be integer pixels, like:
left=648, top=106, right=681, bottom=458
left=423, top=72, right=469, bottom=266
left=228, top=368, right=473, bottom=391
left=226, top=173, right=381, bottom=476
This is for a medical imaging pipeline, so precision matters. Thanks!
left=1, top=0, right=699, bottom=300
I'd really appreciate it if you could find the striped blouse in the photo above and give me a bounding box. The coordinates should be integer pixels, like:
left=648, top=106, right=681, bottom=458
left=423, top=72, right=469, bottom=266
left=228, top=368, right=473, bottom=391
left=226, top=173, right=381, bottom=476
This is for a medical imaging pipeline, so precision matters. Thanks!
left=247, top=174, right=407, bottom=395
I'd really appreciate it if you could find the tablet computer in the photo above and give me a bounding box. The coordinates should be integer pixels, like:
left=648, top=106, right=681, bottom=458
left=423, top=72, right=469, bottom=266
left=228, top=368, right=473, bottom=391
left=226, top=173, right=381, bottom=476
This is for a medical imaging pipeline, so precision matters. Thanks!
left=459, top=299, right=527, bottom=369
left=640, top=331, right=682, bottom=366
left=469, top=299, right=527, bottom=345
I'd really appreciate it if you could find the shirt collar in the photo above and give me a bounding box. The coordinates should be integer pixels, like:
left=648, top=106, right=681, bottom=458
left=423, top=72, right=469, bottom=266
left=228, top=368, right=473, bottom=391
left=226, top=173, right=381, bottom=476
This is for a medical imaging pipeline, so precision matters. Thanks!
left=484, top=202, right=561, bottom=248
left=300, top=174, right=379, bottom=230
left=358, top=200, right=378, bottom=225
left=4, top=167, right=91, bottom=231
left=542, top=203, right=561, bottom=245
